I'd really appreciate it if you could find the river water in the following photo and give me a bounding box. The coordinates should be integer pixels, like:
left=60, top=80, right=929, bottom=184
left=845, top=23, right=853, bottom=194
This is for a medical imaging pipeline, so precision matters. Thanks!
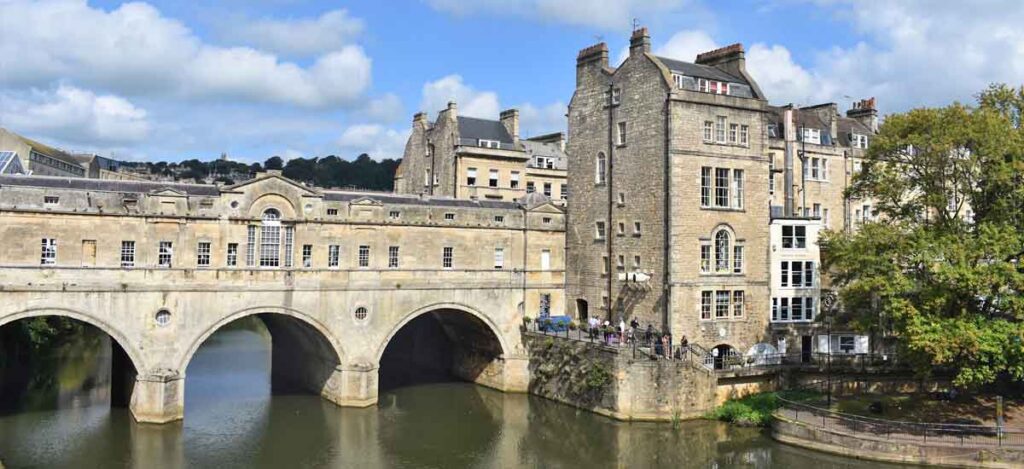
left=0, top=319, right=906, bottom=468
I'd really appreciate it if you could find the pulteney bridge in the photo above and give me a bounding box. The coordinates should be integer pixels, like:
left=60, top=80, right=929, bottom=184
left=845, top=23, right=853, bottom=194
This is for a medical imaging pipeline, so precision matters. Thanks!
left=0, top=174, right=566, bottom=423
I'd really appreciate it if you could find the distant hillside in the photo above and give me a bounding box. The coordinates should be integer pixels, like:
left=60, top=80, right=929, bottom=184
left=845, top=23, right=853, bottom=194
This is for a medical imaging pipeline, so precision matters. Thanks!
left=126, top=154, right=401, bottom=191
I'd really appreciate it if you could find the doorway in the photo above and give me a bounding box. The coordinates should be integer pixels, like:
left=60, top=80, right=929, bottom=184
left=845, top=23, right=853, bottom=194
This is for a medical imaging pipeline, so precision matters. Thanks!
left=575, top=299, right=588, bottom=320
left=801, top=335, right=813, bottom=364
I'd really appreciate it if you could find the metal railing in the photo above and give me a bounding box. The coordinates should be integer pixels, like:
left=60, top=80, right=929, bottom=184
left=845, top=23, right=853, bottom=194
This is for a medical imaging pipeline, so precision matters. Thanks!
left=777, top=395, right=1024, bottom=448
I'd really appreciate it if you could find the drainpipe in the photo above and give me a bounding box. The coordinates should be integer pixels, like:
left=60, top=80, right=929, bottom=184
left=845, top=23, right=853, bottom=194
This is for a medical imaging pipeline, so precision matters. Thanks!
left=663, top=92, right=672, bottom=334
left=522, top=203, right=529, bottom=319
left=606, top=82, right=615, bottom=322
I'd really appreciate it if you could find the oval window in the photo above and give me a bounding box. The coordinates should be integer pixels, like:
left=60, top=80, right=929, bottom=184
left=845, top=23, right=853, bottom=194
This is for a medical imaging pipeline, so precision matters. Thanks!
left=354, top=307, right=368, bottom=321
left=155, top=309, right=172, bottom=326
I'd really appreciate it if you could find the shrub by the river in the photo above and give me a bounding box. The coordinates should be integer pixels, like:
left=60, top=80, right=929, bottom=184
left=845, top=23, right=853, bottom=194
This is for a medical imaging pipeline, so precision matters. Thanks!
left=709, top=390, right=820, bottom=427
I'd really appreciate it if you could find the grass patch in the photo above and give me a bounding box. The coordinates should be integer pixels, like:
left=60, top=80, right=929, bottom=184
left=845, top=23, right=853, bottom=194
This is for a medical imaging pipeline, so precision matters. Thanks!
left=708, top=390, right=821, bottom=427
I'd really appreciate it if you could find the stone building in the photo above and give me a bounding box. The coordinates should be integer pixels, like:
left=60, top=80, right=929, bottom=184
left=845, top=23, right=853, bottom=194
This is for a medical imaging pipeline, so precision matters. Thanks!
left=566, top=28, right=772, bottom=360
left=0, top=127, right=89, bottom=177
left=394, top=103, right=567, bottom=204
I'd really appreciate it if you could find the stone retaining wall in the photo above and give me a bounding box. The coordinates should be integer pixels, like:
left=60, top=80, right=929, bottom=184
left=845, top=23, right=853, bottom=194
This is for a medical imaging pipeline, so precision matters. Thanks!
left=772, top=414, right=1024, bottom=468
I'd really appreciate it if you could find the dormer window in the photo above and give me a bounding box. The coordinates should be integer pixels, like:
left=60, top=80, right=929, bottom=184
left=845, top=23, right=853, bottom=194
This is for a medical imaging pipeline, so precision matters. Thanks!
left=672, top=74, right=685, bottom=89
left=801, top=128, right=821, bottom=145
left=478, top=139, right=500, bottom=149
left=850, top=133, right=868, bottom=149
left=697, top=78, right=729, bottom=95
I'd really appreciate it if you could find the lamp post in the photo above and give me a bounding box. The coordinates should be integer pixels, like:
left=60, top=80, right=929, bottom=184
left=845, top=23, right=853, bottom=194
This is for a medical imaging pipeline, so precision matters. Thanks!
left=822, top=290, right=837, bottom=407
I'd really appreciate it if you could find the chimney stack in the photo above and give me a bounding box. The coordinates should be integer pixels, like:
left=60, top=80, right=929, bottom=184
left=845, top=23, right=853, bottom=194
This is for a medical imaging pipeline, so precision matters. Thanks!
left=847, top=97, right=879, bottom=133
left=629, top=27, right=651, bottom=57
left=500, top=108, right=520, bottom=146
left=576, top=42, right=609, bottom=85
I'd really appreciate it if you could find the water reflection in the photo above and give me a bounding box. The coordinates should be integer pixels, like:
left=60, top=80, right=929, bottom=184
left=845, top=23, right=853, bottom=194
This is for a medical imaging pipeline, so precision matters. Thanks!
left=0, top=319, right=915, bottom=469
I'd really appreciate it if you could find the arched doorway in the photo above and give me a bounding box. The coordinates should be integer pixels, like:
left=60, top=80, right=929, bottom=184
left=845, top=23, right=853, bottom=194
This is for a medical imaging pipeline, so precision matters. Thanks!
left=711, top=344, right=737, bottom=370
left=181, top=311, right=342, bottom=414
left=576, top=299, right=589, bottom=320
left=0, top=315, right=139, bottom=413
left=378, top=308, right=505, bottom=392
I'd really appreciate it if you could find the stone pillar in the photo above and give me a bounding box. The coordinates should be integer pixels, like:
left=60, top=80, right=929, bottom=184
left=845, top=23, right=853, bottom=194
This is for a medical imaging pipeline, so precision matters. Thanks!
left=321, top=363, right=378, bottom=408
left=130, top=372, right=184, bottom=424
left=501, top=356, right=530, bottom=393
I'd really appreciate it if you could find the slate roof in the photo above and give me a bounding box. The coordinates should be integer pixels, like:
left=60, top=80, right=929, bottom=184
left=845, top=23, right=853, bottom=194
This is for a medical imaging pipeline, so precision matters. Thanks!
left=0, top=175, right=221, bottom=196
left=456, top=116, right=514, bottom=144
left=323, top=190, right=521, bottom=209
left=655, top=56, right=748, bottom=85
left=521, top=140, right=568, bottom=170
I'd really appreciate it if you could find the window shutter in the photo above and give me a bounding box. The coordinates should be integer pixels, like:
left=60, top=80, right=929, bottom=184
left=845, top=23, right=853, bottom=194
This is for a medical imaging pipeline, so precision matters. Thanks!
left=817, top=335, right=830, bottom=354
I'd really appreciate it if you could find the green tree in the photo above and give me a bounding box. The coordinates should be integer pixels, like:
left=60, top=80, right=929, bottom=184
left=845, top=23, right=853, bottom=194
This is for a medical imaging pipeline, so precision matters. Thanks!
left=264, top=156, right=284, bottom=170
left=821, top=85, right=1024, bottom=387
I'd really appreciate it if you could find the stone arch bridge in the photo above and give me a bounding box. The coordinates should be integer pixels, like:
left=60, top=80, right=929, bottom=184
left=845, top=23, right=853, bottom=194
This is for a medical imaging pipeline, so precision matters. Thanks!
left=0, top=269, right=533, bottom=423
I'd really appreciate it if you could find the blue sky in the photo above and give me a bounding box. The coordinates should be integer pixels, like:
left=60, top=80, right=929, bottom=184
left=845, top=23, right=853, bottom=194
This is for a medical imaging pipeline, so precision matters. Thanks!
left=2, top=0, right=1023, bottom=163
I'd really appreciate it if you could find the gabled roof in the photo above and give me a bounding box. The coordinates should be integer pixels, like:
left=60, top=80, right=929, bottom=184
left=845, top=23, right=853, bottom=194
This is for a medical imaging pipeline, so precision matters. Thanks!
left=222, top=172, right=321, bottom=197
left=655, top=56, right=748, bottom=85
left=0, top=151, right=25, bottom=175
left=456, top=116, right=514, bottom=144
left=1, top=128, right=84, bottom=169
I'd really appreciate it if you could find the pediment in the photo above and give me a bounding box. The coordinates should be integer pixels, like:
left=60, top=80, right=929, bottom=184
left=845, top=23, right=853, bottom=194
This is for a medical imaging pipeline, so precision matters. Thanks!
left=526, top=202, right=564, bottom=214
left=223, top=173, right=321, bottom=198
left=349, top=196, right=383, bottom=206
left=150, top=188, right=187, bottom=197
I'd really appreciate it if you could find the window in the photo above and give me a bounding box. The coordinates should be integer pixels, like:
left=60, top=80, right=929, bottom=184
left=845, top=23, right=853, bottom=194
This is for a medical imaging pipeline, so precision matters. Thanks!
left=354, top=307, right=368, bottom=321
left=442, top=246, right=453, bottom=269
left=40, top=238, right=57, bottom=265
left=541, top=249, right=551, bottom=271
left=792, top=297, right=804, bottom=321
left=862, top=204, right=872, bottom=222
left=780, top=297, right=790, bottom=321
left=595, top=221, right=606, bottom=240
left=444, top=212, right=455, bottom=221
left=772, top=298, right=779, bottom=321
left=542, top=217, right=552, bottom=224
left=227, top=243, right=238, bottom=266
left=602, top=255, right=609, bottom=275
left=801, top=128, right=821, bottom=145
left=595, top=152, right=607, bottom=184
left=617, top=222, right=625, bottom=236
left=259, top=209, right=281, bottom=268
left=540, top=293, right=552, bottom=316
left=701, top=167, right=712, bottom=207
left=733, top=245, right=743, bottom=274
left=703, top=121, right=714, bottom=142
left=467, top=168, right=477, bottom=186
left=424, top=169, right=431, bottom=187
left=494, top=215, right=504, bottom=223
left=510, top=171, right=520, bottom=189
left=715, top=116, right=726, bottom=143
left=803, top=261, right=814, bottom=287
left=850, top=133, right=868, bottom=149
left=302, top=245, right=313, bottom=268
left=715, top=168, right=730, bottom=207
left=489, top=169, right=499, bottom=187
left=389, top=210, right=400, bottom=219
left=792, top=261, right=804, bottom=286
left=616, top=255, right=625, bottom=271
left=701, top=291, right=712, bottom=320
left=328, top=245, right=340, bottom=268
left=197, top=242, right=211, bottom=267
left=673, top=74, right=685, bottom=88
left=427, top=143, right=435, bottom=158
left=823, top=208, right=830, bottom=227
left=44, top=196, right=59, bottom=206
left=389, top=246, right=400, bottom=268
left=839, top=336, right=856, bottom=353
left=560, top=184, right=567, bottom=201
left=781, top=261, right=790, bottom=287
left=283, top=227, right=294, bottom=268
left=781, top=225, right=807, bottom=249
left=358, top=245, right=370, bottom=268
left=120, top=241, right=135, bottom=267
left=715, top=291, right=730, bottom=318
left=246, top=225, right=256, bottom=267
left=732, top=169, right=744, bottom=209
left=616, top=122, right=627, bottom=145
left=715, top=230, right=730, bottom=273
left=728, top=123, right=738, bottom=143
left=526, top=181, right=535, bottom=193
left=700, top=244, right=711, bottom=273
left=732, top=291, right=744, bottom=318
left=326, top=208, right=338, bottom=216
left=618, top=192, right=626, bottom=205
left=611, top=87, right=621, bottom=105
left=633, top=222, right=641, bottom=236
left=740, top=125, right=749, bottom=146
left=478, top=139, right=500, bottom=148
left=543, top=182, right=552, bottom=197
left=769, top=159, right=776, bottom=196
left=158, top=241, right=173, bottom=267
left=633, top=255, right=641, bottom=269
left=494, top=247, right=504, bottom=269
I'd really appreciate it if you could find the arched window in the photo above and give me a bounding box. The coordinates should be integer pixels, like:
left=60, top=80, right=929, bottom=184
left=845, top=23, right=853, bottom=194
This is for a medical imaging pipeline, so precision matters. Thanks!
left=260, top=208, right=282, bottom=267
left=595, top=152, right=607, bottom=184
left=714, top=230, right=730, bottom=273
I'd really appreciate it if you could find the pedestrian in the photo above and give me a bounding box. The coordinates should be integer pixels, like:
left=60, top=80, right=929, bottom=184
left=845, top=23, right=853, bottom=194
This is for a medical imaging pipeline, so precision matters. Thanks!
left=654, top=334, right=664, bottom=357
left=618, top=318, right=626, bottom=346
left=645, top=324, right=653, bottom=347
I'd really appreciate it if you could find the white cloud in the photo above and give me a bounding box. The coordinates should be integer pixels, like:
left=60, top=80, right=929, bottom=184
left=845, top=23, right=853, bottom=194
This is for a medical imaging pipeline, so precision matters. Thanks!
left=426, top=0, right=688, bottom=29
left=0, top=85, right=151, bottom=147
left=654, top=30, right=718, bottom=63
left=0, top=1, right=372, bottom=108
left=519, top=101, right=566, bottom=136
left=364, top=94, right=405, bottom=123
left=337, top=125, right=410, bottom=159
left=420, top=75, right=500, bottom=119
left=219, top=9, right=364, bottom=58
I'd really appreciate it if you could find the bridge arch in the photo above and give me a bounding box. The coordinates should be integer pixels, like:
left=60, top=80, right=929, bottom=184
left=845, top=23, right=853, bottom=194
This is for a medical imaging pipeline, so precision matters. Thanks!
left=1, top=307, right=145, bottom=372
left=376, top=302, right=512, bottom=392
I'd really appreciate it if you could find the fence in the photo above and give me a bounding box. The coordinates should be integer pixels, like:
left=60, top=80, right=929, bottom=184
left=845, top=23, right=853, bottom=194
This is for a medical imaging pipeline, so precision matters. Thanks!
left=776, top=394, right=1024, bottom=448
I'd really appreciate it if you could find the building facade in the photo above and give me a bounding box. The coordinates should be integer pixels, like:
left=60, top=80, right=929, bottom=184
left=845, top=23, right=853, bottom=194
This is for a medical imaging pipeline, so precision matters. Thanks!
left=0, top=128, right=89, bottom=177
left=394, top=104, right=568, bottom=204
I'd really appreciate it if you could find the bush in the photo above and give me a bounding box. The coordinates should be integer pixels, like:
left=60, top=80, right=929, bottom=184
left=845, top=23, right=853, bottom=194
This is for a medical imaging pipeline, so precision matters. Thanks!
left=708, top=390, right=821, bottom=427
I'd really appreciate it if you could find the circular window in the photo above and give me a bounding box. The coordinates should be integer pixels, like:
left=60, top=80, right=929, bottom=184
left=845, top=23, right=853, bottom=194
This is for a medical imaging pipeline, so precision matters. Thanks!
left=155, top=309, right=172, bottom=326
left=304, top=203, right=313, bottom=213
left=230, top=200, right=239, bottom=209
left=354, top=307, right=368, bottom=321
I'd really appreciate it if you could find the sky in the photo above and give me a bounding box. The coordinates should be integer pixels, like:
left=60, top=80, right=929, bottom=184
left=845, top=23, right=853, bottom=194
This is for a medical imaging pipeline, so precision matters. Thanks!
left=1, top=1, right=1023, bottom=164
